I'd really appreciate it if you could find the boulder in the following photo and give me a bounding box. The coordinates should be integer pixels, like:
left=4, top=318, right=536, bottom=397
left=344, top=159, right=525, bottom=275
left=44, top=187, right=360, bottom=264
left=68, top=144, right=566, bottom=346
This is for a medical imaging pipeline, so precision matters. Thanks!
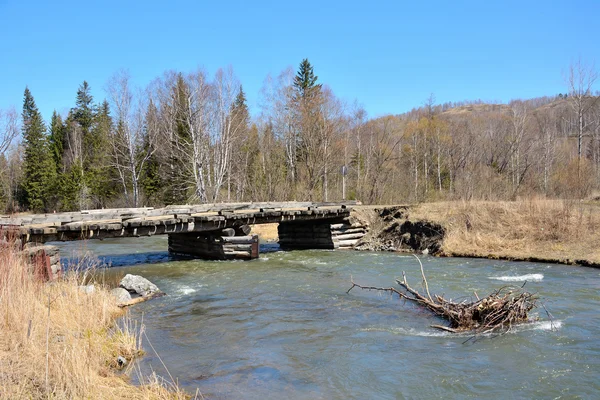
left=120, top=274, right=160, bottom=297
left=111, top=287, right=132, bottom=303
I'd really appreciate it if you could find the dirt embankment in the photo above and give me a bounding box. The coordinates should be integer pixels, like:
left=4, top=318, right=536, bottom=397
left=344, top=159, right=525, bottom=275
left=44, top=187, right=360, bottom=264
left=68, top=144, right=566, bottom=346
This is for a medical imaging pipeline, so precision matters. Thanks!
left=351, top=206, right=445, bottom=254
left=351, top=200, right=600, bottom=268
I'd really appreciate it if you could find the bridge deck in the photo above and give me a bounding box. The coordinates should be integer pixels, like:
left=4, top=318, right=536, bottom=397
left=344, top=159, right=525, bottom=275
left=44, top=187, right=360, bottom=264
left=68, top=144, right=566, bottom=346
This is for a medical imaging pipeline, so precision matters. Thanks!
left=1, top=201, right=356, bottom=244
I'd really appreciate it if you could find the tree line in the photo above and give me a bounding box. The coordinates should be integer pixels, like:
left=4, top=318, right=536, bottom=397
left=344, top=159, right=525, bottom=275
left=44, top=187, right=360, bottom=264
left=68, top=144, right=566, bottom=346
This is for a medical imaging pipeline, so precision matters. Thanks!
left=0, top=59, right=599, bottom=213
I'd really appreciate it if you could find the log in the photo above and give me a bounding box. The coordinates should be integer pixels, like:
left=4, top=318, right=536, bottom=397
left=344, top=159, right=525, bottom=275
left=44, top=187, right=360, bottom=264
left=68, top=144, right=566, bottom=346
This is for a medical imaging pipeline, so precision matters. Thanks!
left=336, top=239, right=359, bottom=247
left=223, top=244, right=253, bottom=251
left=220, top=228, right=236, bottom=237
left=330, top=222, right=364, bottom=230
left=331, top=233, right=365, bottom=241
left=331, top=228, right=366, bottom=235
left=234, top=224, right=252, bottom=236
left=220, top=235, right=258, bottom=244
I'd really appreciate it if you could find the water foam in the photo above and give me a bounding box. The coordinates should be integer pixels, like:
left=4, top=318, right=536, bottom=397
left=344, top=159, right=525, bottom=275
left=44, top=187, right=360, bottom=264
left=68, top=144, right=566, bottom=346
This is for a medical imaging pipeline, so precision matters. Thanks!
left=515, top=320, right=562, bottom=332
left=178, top=286, right=197, bottom=295
left=361, top=320, right=562, bottom=338
left=490, top=273, right=544, bottom=282
left=361, top=326, right=450, bottom=337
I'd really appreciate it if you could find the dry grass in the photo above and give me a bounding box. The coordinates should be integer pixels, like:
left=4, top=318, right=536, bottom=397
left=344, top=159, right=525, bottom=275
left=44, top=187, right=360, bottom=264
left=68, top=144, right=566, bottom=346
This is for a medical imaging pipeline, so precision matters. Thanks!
left=0, top=243, right=194, bottom=399
left=410, top=199, right=600, bottom=265
left=252, top=223, right=279, bottom=241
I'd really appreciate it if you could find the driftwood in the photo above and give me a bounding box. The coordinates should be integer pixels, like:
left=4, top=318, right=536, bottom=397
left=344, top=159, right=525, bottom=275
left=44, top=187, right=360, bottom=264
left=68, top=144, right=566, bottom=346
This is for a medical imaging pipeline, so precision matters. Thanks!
left=118, top=292, right=166, bottom=308
left=347, top=255, right=540, bottom=334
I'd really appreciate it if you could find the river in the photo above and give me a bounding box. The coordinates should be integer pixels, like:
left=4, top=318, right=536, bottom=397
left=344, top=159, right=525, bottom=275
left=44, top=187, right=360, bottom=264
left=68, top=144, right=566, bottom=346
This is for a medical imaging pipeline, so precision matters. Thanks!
left=57, top=236, right=600, bottom=399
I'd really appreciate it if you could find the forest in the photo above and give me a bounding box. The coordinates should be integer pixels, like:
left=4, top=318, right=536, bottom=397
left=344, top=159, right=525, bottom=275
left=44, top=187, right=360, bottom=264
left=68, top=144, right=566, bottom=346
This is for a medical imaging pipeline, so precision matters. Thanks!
left=0, top=58, right=599, bottom=213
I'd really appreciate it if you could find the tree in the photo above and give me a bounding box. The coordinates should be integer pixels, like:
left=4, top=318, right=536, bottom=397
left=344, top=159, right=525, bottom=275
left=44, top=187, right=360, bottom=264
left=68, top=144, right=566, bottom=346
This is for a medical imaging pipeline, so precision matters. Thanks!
left=0, top=107, right=18, bottom=157
left=88, top=100, right=115, bottom=207
left=48, top=111, right=65, bottom=174
left=229, top=85, right=251, bottom=201
left=293, top=58, right=322, bottom=100
left=0, top=107, right=19, bottom=211
left=141, top=100, right=163, bottom=204
left=566, top=59, right=599, bottom=177
left=106, top=70, right=154, bottom=207
left=21, top=87, right=55, bottom=212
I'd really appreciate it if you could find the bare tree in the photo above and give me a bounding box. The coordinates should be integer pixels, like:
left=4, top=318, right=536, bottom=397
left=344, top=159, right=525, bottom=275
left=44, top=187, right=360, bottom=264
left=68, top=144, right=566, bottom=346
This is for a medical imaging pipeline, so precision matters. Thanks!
left=0, top=108, right=18, bottom=157
left=565, top=59, right=599, bottom=175
left=180, top=70, right=211, bottom=203
left=260, top=68, right=297, bottom=199
left=211, top=67, right=242, bottom=202
left=106, top=70, right=155, bottom=207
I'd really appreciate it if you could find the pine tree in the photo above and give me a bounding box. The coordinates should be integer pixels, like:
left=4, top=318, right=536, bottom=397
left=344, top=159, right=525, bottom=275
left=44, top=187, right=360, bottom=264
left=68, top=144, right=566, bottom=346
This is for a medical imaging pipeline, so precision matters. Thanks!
left=163, top=74, right=193, bottom=205
left=49, top=111, right=65, bottom=174
left=87, top=100, right=115, bottom=207
left=21, top=87, right=55, bottom=212
left=229, top=86, right=251, bottom=200
left=73, top=81, right=95, bottom=208
left=74, top=81, right=93, bottom=139
left=141, top=101, right=162, bottom=205
left=293, top=58, right=322, bottom=100
left=59, top=111, right=85, bottom=210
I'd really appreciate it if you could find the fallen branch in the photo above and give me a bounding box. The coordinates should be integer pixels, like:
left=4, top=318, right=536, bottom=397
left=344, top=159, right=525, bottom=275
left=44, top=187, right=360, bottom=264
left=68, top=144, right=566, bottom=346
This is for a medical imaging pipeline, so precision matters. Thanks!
left=347, top=257, right=540, bottom=334
left=118, top=292, right=166, bottom=308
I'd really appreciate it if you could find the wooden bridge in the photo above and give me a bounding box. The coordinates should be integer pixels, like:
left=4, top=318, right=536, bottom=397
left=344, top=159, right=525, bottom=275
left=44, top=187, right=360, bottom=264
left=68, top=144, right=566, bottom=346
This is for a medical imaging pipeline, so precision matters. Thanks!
left=1, top=202, right=368, bottom=275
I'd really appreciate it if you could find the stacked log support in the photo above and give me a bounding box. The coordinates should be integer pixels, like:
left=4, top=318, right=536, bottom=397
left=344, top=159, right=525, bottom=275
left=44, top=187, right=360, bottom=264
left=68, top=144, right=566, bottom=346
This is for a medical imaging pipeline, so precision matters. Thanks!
left=330, top=220, right=368, bottom=250
left=278, top=218, right=368, bottom=250
left=168, top=229, right=259, bottom=260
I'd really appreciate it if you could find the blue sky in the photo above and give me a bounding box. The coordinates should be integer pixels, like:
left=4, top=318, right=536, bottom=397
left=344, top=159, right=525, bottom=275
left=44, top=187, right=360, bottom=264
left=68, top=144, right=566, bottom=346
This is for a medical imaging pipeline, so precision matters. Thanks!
left=1, top=0, right=598, bottom=122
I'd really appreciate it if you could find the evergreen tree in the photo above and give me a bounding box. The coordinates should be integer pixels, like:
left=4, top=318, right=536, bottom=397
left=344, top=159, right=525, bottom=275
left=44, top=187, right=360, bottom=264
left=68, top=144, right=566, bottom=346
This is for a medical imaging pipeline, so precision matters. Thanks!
left=60, top=111, right=86, bottom=210
left=229, top=86, right=251, bottom=200
left=163, top=74, right=193, bottom=204
left=73, top=81, right=93, bottom=138
left=21, top=87, right=55, bottom=212
left=87, top=100, right=115, bottom=207
left=48, top=111, right=65, bottom=174
left=293, top=58, right=322, bottom=100
left=141, top=101, right=162, bottom=205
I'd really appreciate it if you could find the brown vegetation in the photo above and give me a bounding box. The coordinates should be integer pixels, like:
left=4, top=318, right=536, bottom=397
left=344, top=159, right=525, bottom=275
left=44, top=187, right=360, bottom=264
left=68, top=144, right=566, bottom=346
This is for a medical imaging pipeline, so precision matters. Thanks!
left=366, top=199, right=600, bottom=266
left=0, top=243, right=193, bottom=399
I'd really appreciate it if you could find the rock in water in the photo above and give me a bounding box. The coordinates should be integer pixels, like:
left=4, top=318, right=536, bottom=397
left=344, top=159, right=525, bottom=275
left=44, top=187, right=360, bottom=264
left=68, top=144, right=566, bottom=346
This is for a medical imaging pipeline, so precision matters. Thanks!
left=111, top=287, right=132, bottom=303
left=120, top=274, right=160, bottom=297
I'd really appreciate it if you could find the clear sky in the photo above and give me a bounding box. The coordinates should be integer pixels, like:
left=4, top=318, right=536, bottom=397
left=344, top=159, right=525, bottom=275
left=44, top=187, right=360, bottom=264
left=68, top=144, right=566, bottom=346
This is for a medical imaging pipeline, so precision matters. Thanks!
left=1, top=0, right=599, bottom=122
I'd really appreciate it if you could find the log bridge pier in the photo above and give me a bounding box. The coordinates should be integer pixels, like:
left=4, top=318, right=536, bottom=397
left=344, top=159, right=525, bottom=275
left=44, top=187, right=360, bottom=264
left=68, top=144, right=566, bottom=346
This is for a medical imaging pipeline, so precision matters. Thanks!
left=1, top=202, right=367, bottom=277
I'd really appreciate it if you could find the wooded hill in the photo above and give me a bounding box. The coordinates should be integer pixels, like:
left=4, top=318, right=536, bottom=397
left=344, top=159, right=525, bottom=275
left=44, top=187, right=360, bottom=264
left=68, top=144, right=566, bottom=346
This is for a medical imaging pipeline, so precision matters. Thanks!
left=0, top=59, right=598, bottom=213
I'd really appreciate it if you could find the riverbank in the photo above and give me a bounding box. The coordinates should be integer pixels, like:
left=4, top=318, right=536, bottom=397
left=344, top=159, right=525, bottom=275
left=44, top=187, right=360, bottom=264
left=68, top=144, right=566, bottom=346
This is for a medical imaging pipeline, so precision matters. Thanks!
left=0, top=244, right=192, bottom=399
left=352, top=200, right=600, bottom=268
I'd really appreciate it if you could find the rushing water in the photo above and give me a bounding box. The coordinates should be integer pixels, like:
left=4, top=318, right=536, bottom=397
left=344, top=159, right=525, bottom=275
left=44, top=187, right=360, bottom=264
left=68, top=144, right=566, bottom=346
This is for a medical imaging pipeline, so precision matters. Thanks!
left=57, top=237, right=600, bottom=399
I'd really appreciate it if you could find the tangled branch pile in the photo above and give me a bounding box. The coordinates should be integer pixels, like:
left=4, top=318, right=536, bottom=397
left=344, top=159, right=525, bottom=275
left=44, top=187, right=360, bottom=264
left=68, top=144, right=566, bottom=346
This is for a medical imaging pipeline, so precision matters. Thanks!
left=347, top=258, right=539, bottom=334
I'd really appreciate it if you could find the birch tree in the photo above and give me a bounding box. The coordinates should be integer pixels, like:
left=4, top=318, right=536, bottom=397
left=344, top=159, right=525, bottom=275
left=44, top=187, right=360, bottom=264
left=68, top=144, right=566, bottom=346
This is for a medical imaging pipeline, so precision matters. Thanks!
left=106, top=70, right=154, bottom=207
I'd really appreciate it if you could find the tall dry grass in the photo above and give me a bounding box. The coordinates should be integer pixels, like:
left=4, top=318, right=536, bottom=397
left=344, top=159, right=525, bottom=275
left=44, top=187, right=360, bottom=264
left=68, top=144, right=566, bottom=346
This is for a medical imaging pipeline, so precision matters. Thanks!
left=0, top=242, right=194, bottom=399
left=412, top=199, right=600, bottom=264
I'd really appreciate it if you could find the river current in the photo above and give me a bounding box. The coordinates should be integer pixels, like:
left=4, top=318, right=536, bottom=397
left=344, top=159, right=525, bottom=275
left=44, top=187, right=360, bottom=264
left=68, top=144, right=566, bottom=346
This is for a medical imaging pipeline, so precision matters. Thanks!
left=57, top=236, right=600, bottom=399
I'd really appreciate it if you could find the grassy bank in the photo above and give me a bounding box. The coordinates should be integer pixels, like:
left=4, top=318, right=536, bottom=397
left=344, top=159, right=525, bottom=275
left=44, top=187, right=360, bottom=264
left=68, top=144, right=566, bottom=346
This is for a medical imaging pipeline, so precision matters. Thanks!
left=0, top=244, right=192, bottom=399
left=408, top=199, right=600, bottom=266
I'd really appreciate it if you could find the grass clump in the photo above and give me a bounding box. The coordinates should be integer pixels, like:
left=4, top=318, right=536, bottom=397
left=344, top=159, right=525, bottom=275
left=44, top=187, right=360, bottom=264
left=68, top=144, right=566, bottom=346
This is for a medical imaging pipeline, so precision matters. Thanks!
left=0, top=241, right=195, bottom=399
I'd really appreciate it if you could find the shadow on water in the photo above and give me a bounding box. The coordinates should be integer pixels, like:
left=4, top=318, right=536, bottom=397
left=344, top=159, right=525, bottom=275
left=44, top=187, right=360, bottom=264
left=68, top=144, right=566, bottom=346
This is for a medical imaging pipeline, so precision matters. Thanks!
left=61, top=243, right=282, bottom=269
